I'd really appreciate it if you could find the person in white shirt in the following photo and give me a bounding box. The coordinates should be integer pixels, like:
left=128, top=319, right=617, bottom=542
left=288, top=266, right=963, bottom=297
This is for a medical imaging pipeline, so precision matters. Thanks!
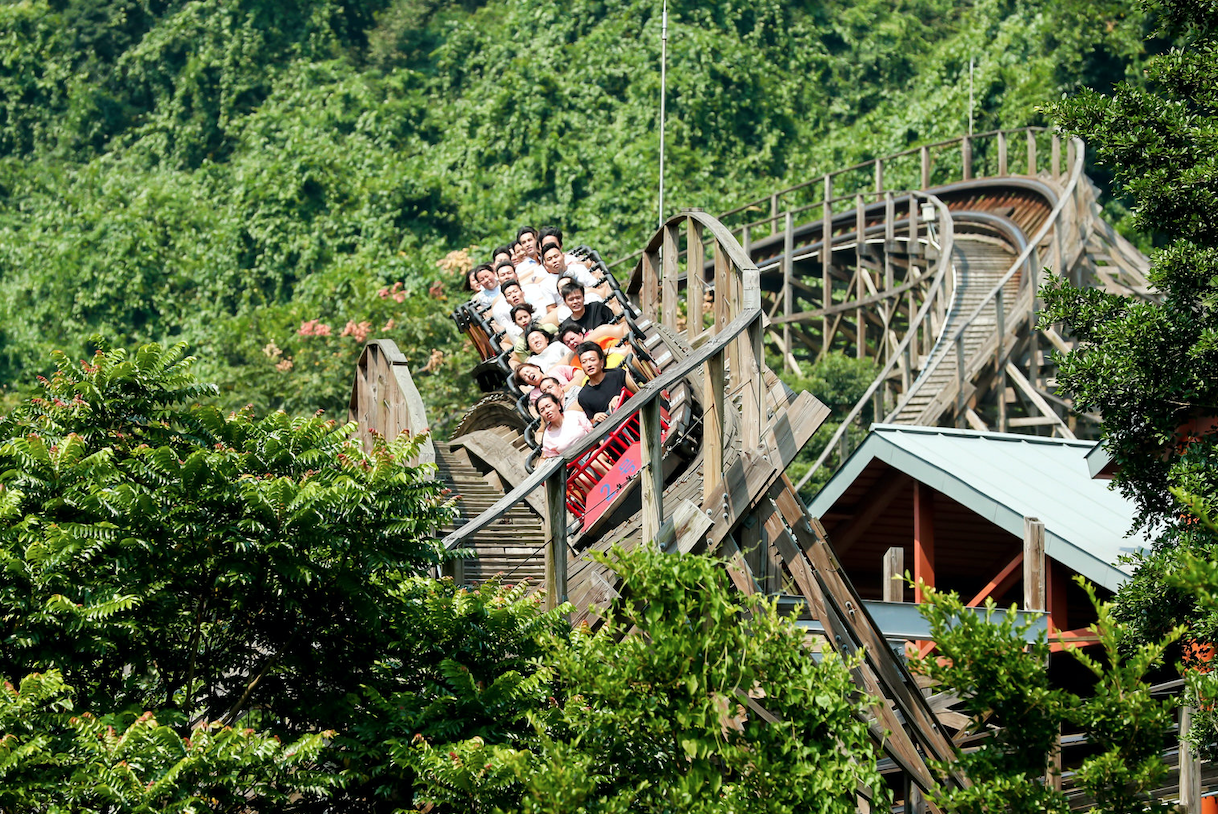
left=517, top=226, right=541, bottom=262
left=472, top=264, right=500, bottom=310
left=492, top=280, right=553, bottom=329
left=539, top=226, right=585, bottom=267
left=523, top=326, right=573, bottom=372
left=539, top=243, right=601, bottom=299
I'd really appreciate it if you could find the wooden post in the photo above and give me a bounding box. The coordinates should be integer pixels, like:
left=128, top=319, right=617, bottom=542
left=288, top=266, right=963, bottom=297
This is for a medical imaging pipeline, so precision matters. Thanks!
left=875, top=158, right=884, bottom=193
left=642, top=249, right=660, bottom=323
left=913, top=482, right=935, bottom=602
left=998, top=130, right=1008, bottom=176
left=955, top=334, right=966, bottom=427
left=703, top=349, right=725, bottom=506
left=884, top=191, right=895, bottom=291
left=640, top=397, right=664, bottom=544
left=1182, top=705, right=1202, bottom=814
left=1028, top=260, right=1041, bottom=395
left=783, top=211, right=794, bottom=372
left=713, top=240, right=730, bottom=333
left=687, top=217, right=705, bottom=341
left=962, top=135, right=972, bottom=181
left=920, top=145, right=931, bottom=189
left=884, top=546, right=905, bottom=602
left=442, top=557, right=465, bottom=584
left=544, top=467, right=568, bottom=611
left=1023, top=517, right=1045, bottom=611
left=856, top=193, right=867, bottom=360
left=910, top=783, right=927, bottom=814
left=662, top=223, right=679, bottom=331
left=823, top=175, right=833, bottom=348
left=1047, top=559, right=1069, bottom=634
left=741, top=314, right=764, bottom=450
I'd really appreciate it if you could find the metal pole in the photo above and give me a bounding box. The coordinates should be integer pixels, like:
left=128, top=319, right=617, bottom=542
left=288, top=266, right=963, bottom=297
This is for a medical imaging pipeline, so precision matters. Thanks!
left=658, top=0, right=668, bottom=231
left=968, top=57, right=974, bottom=136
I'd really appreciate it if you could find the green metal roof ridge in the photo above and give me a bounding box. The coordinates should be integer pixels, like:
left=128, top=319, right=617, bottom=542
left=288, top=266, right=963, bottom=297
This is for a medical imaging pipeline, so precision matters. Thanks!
left=869, top=423, right=1096, bottom=448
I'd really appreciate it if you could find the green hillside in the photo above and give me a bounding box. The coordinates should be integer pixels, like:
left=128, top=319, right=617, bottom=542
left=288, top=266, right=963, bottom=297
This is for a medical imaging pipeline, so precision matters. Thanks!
left=0, top=0, right=1158, bottom=431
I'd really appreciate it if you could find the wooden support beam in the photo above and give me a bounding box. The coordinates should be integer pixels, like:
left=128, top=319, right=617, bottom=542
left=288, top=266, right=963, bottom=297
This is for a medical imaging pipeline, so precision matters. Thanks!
left=721, top=533, right=762, bottom=596
left=913, top=482, right=935, bottom=603
left=883, top=546, right=905, bottom=602
left=773, top=489, right=966, bottom=790
left=1005, top=361, right=1075, bottom=439
left=701, top=392, right=830, bottom=551
left=1023, top=517, right=1045, bottom=612
left=967, top=551, right=1024, bottom=608
left=768, top=518, right=939, bottom=792
left=655, top=498, right=714, bottom=555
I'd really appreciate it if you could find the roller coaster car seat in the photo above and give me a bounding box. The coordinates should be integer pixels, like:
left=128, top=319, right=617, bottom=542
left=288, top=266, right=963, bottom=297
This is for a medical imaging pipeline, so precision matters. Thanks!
left=473, top=357, right=507, bottom=393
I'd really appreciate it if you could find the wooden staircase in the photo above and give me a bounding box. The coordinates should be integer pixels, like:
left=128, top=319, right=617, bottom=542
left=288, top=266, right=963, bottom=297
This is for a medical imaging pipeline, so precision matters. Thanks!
left=435, top=433, right=547, bottom=587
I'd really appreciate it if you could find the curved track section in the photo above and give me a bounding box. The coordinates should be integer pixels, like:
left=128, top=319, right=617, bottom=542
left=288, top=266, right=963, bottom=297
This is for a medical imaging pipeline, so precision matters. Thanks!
left=611, top=127, right=1153, bottom=486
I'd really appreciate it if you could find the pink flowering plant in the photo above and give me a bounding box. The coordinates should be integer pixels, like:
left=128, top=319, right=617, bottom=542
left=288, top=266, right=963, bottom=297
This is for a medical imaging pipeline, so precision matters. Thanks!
left=200, top=269, right=475, bottom=434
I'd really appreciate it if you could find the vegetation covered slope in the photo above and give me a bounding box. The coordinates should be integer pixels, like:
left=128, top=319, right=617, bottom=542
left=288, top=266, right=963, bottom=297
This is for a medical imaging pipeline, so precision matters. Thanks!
left=0, top=0, right=1158, bottom=428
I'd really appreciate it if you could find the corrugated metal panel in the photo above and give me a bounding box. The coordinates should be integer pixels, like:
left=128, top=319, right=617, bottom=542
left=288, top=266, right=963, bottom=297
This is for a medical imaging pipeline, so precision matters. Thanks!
left=807, top=425, right=1152, bottom=592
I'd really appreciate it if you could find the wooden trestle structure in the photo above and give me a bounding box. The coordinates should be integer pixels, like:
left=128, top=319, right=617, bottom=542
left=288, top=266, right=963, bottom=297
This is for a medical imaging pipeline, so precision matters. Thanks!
left=349, top=127, right=1200, bottom=811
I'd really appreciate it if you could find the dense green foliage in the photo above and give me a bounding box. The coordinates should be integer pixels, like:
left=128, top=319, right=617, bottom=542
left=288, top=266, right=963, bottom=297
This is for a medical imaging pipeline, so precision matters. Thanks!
left=0, top=341, right=454, bottom=731
left=0, top=0, right=1162, bottom=428
left=1041, top=0, right=1218, bottom=742
left=913, top=582, right=1181, bottom=814
left=407, top=545, right=884, bottom=814
left=0, top=671, right=336, bottom=812
left=0, top=342, right=885, bottom=811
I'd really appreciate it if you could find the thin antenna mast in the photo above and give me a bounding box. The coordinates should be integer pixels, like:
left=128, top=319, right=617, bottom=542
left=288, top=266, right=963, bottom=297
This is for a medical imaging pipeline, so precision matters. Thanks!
left=968, top=57, right=974, bottom=136
left=658, top=0, right=668, bottom=230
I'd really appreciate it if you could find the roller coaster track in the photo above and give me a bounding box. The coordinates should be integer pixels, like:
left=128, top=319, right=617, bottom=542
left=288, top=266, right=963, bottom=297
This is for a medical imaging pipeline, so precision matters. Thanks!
left=614, top=126, right=1152, bottom=489
left=349, top=127, right=1164, bottom=810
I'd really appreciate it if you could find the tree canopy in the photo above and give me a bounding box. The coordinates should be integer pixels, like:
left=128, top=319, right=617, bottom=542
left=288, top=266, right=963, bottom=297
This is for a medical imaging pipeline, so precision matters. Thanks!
left=0, top=0, right=1164, bottom=429
left=1043, top=0, right=1218, bottom=748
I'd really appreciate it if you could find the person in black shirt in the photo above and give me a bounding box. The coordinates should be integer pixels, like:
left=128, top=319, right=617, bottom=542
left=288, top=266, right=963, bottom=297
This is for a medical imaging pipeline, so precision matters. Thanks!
left=561, top=283, right=615, bottom=331
left=575, top=341, right=638, bottom=424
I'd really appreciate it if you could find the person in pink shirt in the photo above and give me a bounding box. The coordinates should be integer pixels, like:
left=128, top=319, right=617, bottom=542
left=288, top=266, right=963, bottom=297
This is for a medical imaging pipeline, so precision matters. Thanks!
left=538, top=394, right=593, bottom=458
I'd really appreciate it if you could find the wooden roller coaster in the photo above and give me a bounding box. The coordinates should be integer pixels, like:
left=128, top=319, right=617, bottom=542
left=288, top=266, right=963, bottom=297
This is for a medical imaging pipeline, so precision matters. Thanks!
left=346, top=127, right=1203, bottom=811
